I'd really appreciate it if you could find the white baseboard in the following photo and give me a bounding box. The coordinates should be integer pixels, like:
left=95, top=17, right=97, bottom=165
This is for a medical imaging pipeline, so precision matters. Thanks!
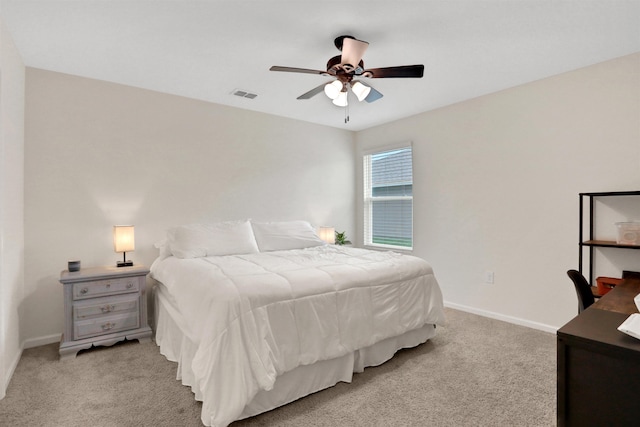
left=444, top=301, right=558, bottom=334
left=23, top=333, right=61, bottom=349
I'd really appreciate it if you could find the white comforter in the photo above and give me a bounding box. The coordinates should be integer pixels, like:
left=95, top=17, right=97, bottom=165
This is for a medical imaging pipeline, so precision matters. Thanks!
left=150, top=245, right=445, bottom=427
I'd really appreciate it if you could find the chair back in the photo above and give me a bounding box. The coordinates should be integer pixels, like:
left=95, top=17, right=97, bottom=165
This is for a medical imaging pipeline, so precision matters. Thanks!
left=567, top=269, right=595, bottom=313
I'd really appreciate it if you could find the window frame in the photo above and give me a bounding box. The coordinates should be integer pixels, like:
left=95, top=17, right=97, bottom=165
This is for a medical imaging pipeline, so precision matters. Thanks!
left=362, top=143, right=414, bottom=251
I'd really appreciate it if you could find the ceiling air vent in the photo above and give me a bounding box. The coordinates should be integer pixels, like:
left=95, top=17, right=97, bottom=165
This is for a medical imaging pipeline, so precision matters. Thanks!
left=231, top=89, right=257, bottom=99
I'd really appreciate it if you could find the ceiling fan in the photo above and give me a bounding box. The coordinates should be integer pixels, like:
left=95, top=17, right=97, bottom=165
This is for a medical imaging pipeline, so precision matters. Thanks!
left=270, top=35, right=424, bottom=114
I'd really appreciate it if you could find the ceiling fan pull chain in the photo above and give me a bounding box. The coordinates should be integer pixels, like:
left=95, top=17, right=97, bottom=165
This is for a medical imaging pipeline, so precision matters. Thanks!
left=345, top=91, right=350, bottom=123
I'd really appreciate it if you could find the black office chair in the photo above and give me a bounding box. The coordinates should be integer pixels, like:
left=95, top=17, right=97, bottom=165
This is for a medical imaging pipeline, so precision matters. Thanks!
left=567, top=269, right=595, bottom=314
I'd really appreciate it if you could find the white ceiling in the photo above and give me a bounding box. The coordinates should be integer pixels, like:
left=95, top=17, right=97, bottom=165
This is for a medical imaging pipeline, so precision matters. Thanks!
left=2, top=0, right=639, bottom=131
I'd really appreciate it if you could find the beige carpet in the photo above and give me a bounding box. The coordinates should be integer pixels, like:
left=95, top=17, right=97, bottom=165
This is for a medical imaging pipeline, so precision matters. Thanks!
left=0, top=308, right=556, bottom=426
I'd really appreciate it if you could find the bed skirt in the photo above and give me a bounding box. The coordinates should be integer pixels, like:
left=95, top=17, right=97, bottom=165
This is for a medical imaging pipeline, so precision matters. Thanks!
left=153, top=283, right=437, bottom=424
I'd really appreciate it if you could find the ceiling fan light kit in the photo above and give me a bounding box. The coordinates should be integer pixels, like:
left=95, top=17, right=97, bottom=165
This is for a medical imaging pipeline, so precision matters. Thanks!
left=270, top=35, right=424, bottom=122
left=324, top=80, right=343, bottom=99
left=332, top=91, right=349, bottom=107
left=351, top=81, right=371, bottom=102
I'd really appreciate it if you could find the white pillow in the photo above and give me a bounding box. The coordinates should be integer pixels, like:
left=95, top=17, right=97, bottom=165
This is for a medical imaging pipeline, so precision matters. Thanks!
left=251, top=220, right=326, bottom=252
left=154, top=238, right=171, bottom=260
left=168, top=220, right=259, bottom=259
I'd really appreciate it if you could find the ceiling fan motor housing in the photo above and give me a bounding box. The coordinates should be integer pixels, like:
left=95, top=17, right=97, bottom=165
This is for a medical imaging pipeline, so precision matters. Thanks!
left=326, top=55, right=365, bottom=80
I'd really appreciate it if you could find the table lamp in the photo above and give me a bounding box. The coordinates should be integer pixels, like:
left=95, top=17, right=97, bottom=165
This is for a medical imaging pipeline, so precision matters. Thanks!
left=113, top=225, right=135, bottom=267
left=318, top=226, right=335, bottom=244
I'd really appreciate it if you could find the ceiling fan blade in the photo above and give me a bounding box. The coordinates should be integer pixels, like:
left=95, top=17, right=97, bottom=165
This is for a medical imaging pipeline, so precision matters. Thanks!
left=364, top=85, right=383, bottom=103
left=270, top=66, right=331, bottom=76
left=297, top=83, right=327, bottom=100
left=363, top=64, right=424, bottom=78
left=341, top=37, right=369, bottom=72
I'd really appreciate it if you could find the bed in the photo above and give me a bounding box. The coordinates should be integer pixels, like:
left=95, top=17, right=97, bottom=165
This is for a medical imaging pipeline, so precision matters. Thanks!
left=149, top=220, right=445, bottom=427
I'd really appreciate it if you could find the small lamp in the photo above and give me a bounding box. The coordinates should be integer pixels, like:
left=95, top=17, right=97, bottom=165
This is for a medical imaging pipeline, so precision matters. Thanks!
left=113, top=225, right=135, bottom=267
left=318, top=226, right=336, bottom=244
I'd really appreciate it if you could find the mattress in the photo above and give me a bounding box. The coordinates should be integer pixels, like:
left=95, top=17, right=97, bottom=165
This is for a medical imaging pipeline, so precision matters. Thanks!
left=150, top=245, right=445, bottom=426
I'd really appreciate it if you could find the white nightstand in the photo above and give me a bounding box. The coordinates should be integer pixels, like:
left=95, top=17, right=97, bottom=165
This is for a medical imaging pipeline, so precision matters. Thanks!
left=58, top=264, right=152, bottom=360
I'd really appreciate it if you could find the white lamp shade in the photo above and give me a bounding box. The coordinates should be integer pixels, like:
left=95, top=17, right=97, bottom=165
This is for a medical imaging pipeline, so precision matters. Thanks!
left=324, top=80, right=343, bottom=99
left=113, top=225, right=135, bottom=253
left=332, top=91, right=348, bottom=107
left=351, top=81, right=371, bottom=102
left=318, top=226, right=335, bottom=244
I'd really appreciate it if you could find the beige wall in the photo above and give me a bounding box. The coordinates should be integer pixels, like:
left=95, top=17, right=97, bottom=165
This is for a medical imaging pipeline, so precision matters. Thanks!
left=0, top=15, right=25, bottom=399
left=357, top=53, right=640, bottom=330
left=16, top=52, right=640, bottom=349
left=23, top=69, right=356, bottom=344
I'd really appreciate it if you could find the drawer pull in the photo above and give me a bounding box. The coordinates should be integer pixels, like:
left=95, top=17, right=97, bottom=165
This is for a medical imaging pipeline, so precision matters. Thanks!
left=126, top=282, right=133, bottom=289
left=80, top=287, right=88, bottom=295
left=101, top=322, right=116, bottom=331
left=101, top=305, right=116, bottom=313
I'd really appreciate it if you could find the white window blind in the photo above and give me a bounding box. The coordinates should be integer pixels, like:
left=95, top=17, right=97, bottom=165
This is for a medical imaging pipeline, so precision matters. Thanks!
left=363, top=146, right=413, bottom=250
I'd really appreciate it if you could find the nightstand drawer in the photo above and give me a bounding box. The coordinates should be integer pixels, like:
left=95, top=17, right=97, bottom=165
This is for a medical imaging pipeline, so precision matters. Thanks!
left=74, top=312, right=140, bottom=340
left=73, top=294, right=139, bottom=320
left=73, top=276, right=139, bottom=300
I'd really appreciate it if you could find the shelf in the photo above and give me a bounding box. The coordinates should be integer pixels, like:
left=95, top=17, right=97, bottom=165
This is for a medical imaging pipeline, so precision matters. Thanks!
left=581, top=240, right=640, bottom=249
left=579, top=191, right=640, bottom=286
left=580, top=191, right=640, bottom=197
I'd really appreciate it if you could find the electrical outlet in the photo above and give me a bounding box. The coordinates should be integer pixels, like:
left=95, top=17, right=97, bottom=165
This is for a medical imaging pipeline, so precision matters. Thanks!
left=485, top=271, right=494, bottom=284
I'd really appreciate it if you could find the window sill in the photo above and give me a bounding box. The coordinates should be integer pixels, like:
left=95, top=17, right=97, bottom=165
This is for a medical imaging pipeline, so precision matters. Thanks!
left=363, top=244, right=413, bottom=254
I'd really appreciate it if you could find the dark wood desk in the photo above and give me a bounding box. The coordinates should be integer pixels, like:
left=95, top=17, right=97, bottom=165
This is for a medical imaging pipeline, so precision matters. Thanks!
left=557, top=277, right=640, bottom=427
left=592, top=277, right=640, bottom=314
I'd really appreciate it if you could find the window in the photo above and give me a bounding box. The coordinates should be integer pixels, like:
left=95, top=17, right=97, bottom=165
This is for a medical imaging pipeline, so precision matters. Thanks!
left=363, top=145, right=413, bottom=250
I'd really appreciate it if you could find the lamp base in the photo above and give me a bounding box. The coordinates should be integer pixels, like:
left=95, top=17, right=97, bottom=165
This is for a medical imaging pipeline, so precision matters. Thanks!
left=116, top=260, right=133, bottom=268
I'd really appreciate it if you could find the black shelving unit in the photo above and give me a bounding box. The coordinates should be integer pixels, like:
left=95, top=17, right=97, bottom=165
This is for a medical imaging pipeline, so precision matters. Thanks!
left=579, top=191, right=640, bottom=288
